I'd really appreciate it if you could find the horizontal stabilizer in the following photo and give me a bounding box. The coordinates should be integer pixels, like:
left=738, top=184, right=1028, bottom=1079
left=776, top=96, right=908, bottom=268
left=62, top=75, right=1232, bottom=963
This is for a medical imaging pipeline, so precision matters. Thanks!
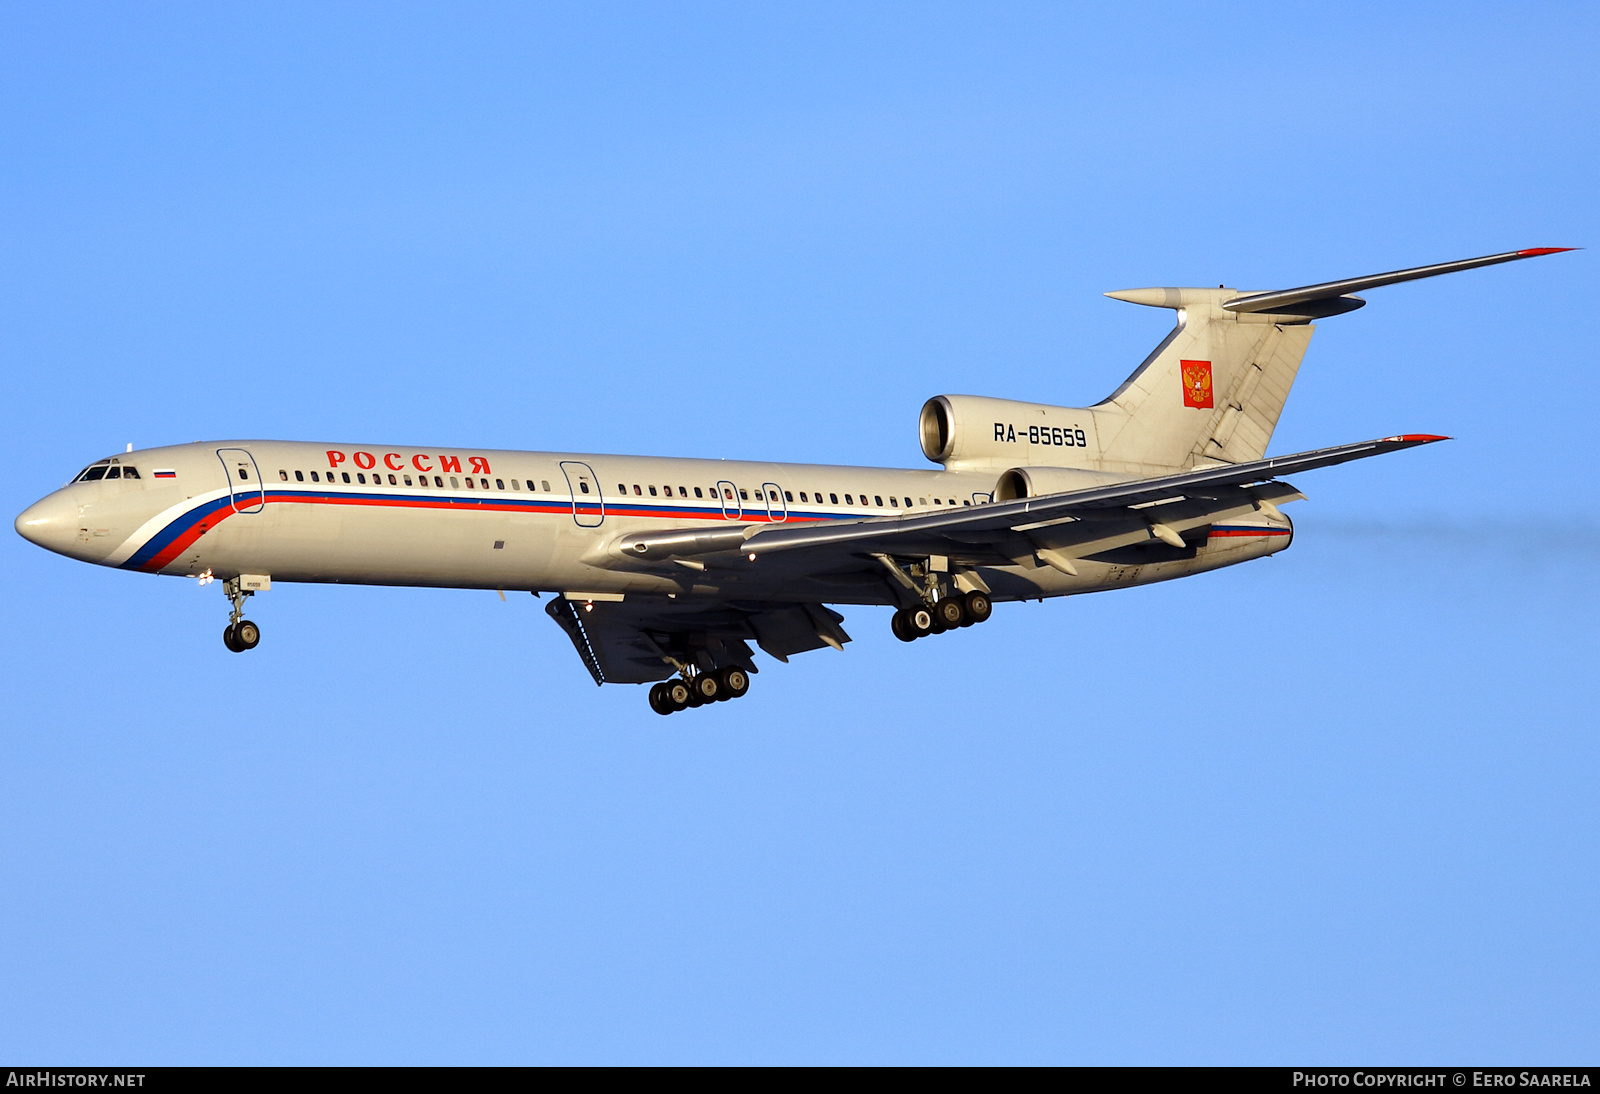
left=1222, top=247, right=1575, bottom=316
left=1104, top=248, right=1575, bottom=321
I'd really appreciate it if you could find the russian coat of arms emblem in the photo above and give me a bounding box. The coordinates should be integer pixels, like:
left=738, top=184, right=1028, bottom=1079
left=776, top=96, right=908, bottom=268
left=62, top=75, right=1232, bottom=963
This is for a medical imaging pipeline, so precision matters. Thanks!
left=1180, top=359, right=1214, bottom=409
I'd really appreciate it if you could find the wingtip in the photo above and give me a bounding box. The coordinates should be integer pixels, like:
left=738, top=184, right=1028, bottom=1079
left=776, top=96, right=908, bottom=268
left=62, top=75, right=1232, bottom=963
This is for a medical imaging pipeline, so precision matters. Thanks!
left=1385, top=434, right=1451, bottom=444
left=1517, top=247, right=1579, bottom=256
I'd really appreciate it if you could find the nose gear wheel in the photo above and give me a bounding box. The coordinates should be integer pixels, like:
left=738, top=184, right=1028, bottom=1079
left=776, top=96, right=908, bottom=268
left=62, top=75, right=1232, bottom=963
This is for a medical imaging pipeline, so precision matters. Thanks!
left=220, top=577, right=263, bottom=652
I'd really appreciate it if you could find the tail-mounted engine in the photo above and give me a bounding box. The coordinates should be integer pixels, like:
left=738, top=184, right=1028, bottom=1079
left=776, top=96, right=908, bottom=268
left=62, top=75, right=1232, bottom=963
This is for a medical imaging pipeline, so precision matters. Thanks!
left=992, top=464, right=1125, bottom=501
left=919, top=395, right=1103, bottom=472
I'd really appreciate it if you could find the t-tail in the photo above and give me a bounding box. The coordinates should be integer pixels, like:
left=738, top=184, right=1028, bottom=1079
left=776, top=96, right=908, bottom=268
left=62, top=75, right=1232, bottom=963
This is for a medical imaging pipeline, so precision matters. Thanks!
left=918, top=248, right=1574, bottom=476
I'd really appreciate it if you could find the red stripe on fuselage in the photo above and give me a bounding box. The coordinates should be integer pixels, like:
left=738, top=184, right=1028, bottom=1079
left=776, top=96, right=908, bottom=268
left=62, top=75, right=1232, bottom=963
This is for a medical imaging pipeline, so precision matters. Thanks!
left=134, top=491, right=832, bottom=571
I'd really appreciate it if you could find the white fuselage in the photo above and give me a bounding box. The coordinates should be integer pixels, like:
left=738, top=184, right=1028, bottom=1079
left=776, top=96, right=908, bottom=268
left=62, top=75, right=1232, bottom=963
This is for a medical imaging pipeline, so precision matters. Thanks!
left=16, top=439, right=1292, bottom=607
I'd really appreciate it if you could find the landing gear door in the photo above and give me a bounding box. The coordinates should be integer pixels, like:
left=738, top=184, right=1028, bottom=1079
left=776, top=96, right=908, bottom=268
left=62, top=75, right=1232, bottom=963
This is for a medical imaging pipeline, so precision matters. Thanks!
left=216, top=448, right=265, bottom=514
left=560, top=461, right=605, bottom=527
left=716, top=480, right=741, bottom=521
left=762, top=482, right=787, bottom=523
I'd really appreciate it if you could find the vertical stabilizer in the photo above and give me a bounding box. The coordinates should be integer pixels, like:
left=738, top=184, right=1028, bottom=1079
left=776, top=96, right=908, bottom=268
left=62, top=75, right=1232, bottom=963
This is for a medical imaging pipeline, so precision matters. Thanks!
left=1090, top=288, right=1314, bottom=473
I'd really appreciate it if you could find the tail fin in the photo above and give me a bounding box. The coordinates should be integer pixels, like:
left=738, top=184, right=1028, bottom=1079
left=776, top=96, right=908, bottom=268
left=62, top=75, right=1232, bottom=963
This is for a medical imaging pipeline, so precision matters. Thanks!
left=1088, top=248, right=1574, bottom=473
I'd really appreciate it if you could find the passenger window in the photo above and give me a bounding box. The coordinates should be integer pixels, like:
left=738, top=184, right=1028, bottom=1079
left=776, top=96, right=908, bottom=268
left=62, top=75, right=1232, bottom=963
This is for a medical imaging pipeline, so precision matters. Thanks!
left=889, top=496, right=898, bottom=507
left=799, top=492, right=808, bottom=502
left=511, top=480, right=521, bottom=490
left=450, top=476, right=460, bottom=488
left=434, top=476, right=443, bottom=487
left=496, top=479, right=505, bottom=489
left=648, top=486, right=657, bottom=496
left=310, top=471, right=320, bottom=482
left=480, top=478, right=489, bottom=489
left=784, top=491, right=794, bottom=502
left=664, top=486, right=673, bottom=496
left=962, top=500, right=970, bottom=506
left=541, top=480, right=551, bottom=491
left=389, top=474, right=398, bottom=485
left=619, top=484, right=627, bottom=494
left=105, top=466, right=121, bottom=479
left=122, top=467, right=140, bottom=479
left=872, top=496, right=880, bottom=506
left=694, top=487, right=703, bottom=498
left=904, top=497, right=912, bottom=508
left=342, top=473, right=351, bottom=483
left=578, top=482, right=589, bottom=494
left=465, top=477, right=475, bottom=489
left=919, top=498, right=927, bottom=506
left=404, top=475, right=413, bottom=486
left=739, top=489, right=748, bottom=500
left=678, top=486, right=687, bottom=497
left=844, top=494, right=852, bottom=504
left=830, top=493, right=838, bottom=504
left=357, top=473, right=367, bottom=484
left=278, top=470, right=288, bottom=481
left=238, top=468, right=249, bottom=481
left=295, top=470, right=305, bottom=482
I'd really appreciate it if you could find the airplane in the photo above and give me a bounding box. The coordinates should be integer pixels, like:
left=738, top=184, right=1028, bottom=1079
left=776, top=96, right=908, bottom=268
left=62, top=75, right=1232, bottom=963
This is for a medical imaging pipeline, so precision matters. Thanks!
left=14, top=248, right=1572, bottom=714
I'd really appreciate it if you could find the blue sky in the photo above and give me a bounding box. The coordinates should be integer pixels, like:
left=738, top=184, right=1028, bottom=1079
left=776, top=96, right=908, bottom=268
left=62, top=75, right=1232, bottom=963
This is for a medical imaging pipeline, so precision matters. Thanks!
left=2, top=1, right=1596, bottom=1064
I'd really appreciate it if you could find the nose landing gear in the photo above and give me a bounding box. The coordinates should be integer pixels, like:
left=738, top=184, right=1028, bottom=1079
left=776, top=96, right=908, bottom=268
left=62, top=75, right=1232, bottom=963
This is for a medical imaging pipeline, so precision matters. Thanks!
left=221, top=576, right=261, bottom=653
left=649, top=665, right=752, bottom=715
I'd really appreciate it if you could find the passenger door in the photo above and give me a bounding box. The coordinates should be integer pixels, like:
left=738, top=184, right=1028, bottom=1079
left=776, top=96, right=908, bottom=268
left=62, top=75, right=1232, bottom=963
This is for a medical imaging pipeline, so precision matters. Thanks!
left=560, top=461, right=605, bottom=527
left=216, top=448, right=265, bottom=514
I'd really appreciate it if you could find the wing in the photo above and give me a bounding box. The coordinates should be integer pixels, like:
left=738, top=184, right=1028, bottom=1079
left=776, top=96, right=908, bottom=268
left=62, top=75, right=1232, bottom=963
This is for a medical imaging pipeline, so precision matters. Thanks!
left=545, top=594, right=850, bottom=685
left=560, top=433, right=1444, bottom=683
left=613, top=433, right=1448, bottom=580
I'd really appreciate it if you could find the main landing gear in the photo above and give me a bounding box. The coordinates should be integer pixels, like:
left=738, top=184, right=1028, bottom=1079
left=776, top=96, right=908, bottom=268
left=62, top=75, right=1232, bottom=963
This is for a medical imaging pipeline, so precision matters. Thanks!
left=648, top=665, right=752, bottom=715
left=891, top=590, right=993, bottom=642
left=221, top=577, right=261, bottom=653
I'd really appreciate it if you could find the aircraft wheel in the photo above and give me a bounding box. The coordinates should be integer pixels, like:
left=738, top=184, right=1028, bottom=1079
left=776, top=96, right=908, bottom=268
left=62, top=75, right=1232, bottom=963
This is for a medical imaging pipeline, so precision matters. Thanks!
left=906, top=605, right=934, bottom=638
left=234, top=620, right=261, bottom=650
left=890, top=609, right=916, bottom=643
left=962, top=590, right=993, bottom=625
left=648, top=683, right=673, bottom=715
left=935, top=598, right=966, bottom=630
left=665, top=679, right=692, bottom=711
left=694, top=674, right=721, bottom=703
left=717, top=666, right=750, bottom=700
left=223, top=623, right=243, bottom=652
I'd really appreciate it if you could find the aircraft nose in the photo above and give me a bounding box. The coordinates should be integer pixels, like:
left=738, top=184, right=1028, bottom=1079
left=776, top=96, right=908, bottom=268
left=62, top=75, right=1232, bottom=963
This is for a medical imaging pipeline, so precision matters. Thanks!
left=15, top=491, right=80, bottom=556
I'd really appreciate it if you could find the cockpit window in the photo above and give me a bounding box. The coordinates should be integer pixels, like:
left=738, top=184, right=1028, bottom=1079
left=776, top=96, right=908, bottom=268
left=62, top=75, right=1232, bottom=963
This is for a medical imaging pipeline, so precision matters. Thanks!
left=104, top=466, right=121, bottom=479
left=79, top=465, right=108, bottom=482
left=122, top=467, right=139, bottom=479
